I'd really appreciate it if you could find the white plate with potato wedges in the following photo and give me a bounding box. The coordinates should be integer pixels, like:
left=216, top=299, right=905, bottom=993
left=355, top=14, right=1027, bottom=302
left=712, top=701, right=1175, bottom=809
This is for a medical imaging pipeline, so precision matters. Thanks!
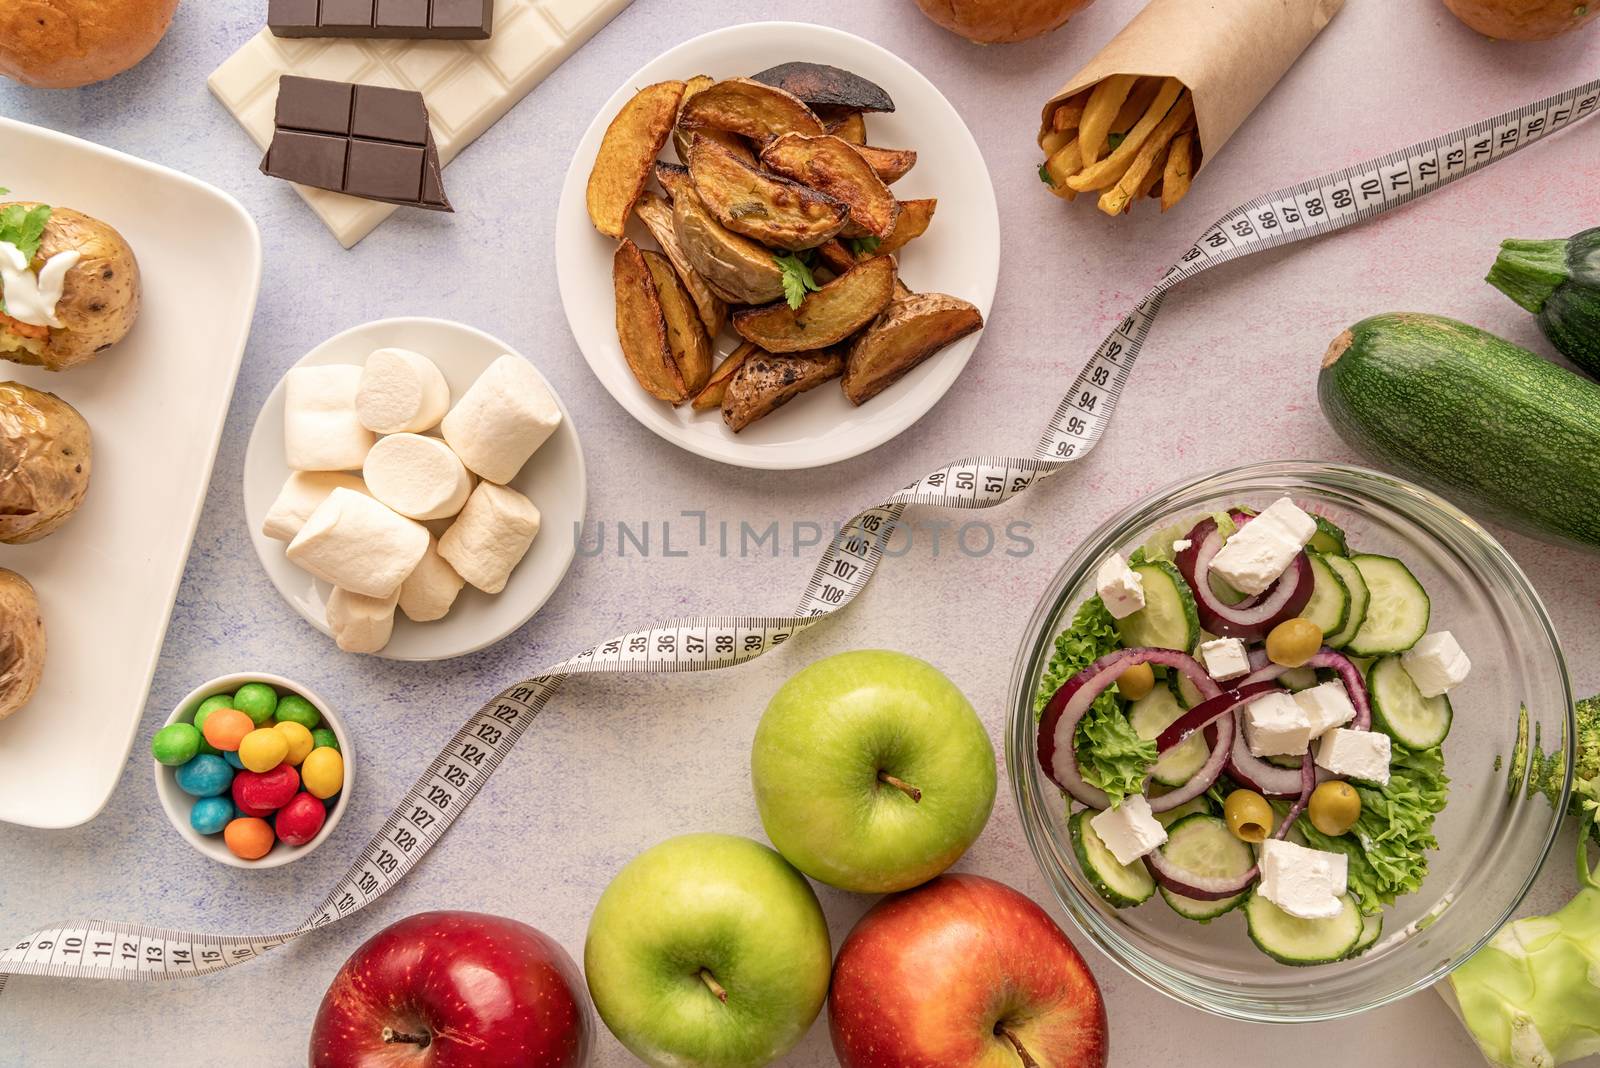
left=556, top=22, right=1000, bottom=471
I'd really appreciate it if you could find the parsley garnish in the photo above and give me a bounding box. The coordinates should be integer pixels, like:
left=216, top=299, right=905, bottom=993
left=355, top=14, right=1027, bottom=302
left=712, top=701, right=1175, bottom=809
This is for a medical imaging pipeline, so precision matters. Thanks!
left=1107, top=132, right=1125, bottom=151
left=1038, top=162, right=1055, bottom=186
left=845, top=236, right=881, bottom=257
left=774, top=252, right=820, bottom=310
left=0, top=202, right=52, bottom=262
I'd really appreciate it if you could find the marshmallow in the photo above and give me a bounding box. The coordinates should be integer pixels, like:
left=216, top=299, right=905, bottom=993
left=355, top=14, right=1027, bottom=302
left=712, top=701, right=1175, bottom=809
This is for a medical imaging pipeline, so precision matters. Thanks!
left=286, top=487, right=429, bottom=598
left=440, top=355, right=561, bottom=484
left=262, top=471, right=369, bottom=541
left=284, top=364, right=375, bottom=471
left=356, top=347, right=451, bottom=434
left=363, top=433, right=473, bottom=521
left=438, top=481, right=541, bottom=595
left=325, top=586, right=399, bottom=654
left=399, top=533, right=466, bottom=622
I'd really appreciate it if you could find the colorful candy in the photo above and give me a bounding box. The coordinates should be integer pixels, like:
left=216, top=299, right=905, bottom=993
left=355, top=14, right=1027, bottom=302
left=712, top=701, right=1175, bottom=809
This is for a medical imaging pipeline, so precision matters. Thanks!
left=232, top=682, right=279, bottom=726
left=190, top=796, right=235, bottom=836
left=201, top=707, right=253, bottom=752
left=238, top=727, right=290, bottom=772
left=275, top=793, right=326, bottom=846
left=224, top=750, right=246, bottom=770
left=224, top=817, right=275, bottom=860
left=174, top=754, right=233, bottom=798
left=275, top=720, right=314, bottom=765
left=233, top=764, right=300, bottom=817
left=150, top=722, right=201, bottom=766
left=274, top=694, right=320, bottom=730
left=301, top=747, right=344, bottom=799
left=311, top=727, right=339, bottom=752
left=193, top=694, right=234, bottom=729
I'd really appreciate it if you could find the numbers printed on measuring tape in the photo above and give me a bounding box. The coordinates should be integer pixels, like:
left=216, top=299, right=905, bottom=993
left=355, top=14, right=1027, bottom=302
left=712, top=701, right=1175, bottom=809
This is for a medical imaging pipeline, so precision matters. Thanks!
left=3, top=78, right=1595, bottom=994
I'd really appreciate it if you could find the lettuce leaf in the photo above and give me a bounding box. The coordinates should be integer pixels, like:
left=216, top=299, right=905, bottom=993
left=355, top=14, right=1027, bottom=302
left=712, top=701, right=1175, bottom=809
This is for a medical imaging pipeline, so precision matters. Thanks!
left=1034, top=596, right=1155, bottom=807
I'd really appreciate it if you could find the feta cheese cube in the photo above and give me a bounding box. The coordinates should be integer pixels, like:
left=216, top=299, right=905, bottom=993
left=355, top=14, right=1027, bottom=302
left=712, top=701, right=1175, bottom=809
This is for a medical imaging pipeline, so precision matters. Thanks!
left=1258, top=839, right=1348, bottom=920
left=1198, top=636, right=1251, bottom=681
left=1293, top=680, right=1357, bottom=737
left=1208, top=498, right=1315, bottom=596
left=1401, top=631, right=1471, bottom=698
left=1316, top=728, right=1392, bottom=785
left=1089, top=795, right=1167, bottom=866
left=1095, top=553, right=1146, bottom=620
left=1171, top=538, right=1192, bottom=553
left=1242, top=691, right=1313, bottom=756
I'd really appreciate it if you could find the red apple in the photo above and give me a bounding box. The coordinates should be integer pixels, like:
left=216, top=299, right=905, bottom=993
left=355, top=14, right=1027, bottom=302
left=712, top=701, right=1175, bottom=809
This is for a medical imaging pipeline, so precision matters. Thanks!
left=309, top=910, right=591, bottom=1068
left=830, top=874, right=1108, bottom=1068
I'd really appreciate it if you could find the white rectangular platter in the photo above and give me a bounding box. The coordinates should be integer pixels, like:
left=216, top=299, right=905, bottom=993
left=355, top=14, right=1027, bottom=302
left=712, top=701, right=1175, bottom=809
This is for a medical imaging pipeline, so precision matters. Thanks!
left=0, top=118, right=262, bottom=828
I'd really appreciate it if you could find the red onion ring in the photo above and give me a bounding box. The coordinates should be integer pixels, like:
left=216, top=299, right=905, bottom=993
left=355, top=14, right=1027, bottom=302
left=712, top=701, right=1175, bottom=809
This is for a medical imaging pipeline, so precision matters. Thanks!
left=1036, top=647, right=1220, bottom=809
left=1175, top=518, right=1313, bottom=641
left=1238, top=648, right=1372, bottom=730
left=1148, top=713, right=1233, bottom=813
left=1272, top=753, right=1317, bottom=840
left=1227, top=725, right=1309, bottom=797
left=1155, top=681, right=1282, bottom=752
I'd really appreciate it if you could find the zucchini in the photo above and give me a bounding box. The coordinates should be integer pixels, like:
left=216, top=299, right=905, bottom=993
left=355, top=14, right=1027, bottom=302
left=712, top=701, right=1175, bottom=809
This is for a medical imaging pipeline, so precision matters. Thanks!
left=1297, top=553, right=1350, bottom=638
left=1368, top=655, right=1452, bottom=748
left=1114, top=560, right=1200, bottom=652
left=1156, top=814, right=1254, bottom=921
left=1343, top=554, right=1429, bottom=656
left=1322, top=554, right=1369, bottom=650
left=1128, top=687, right=1207, bottom=787
left=1319, top=313, right=1600, bottom=549
left=1244, top=892, right=1363, bottom=966
left=1069, top=808, right=1155, bottom=908
left=1487, top=227, right=1600, bottom=379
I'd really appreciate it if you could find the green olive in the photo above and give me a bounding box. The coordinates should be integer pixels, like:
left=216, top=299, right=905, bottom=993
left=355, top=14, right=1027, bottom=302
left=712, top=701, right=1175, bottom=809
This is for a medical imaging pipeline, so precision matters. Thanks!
left=1308, top=780, right=1362, bottom=836
left=1266, top=617, right=1322, bottom=668
left=1224, top=789, right=1272, bottom=843
left=1117, top=662, right=1156, bottom=701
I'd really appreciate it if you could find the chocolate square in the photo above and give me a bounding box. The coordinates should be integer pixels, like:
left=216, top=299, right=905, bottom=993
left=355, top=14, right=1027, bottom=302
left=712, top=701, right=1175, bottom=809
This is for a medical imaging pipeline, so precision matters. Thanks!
left=275, top=76, right=354, bottom=134
left=350, top=84, right=429, bottom=142
left=265, top=131, right=349, bottom=191
left=346, top=140, right=425, bottom=202
left=319, top=0, right=376, bottom=28
left=375, top=0, right=429, bottom=29
left=267, top=0, right=320, bottom=29
left=430, top=0, right=485, bottom=28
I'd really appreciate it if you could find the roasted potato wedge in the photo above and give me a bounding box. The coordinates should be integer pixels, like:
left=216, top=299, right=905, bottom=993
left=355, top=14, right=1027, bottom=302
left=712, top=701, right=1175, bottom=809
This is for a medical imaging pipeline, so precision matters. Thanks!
left=1, top=381, right=91, bottom=543
left=654, top=161, right=692, bottom=201
left=0, top=568, right=44, bottom=721
left=675, top=75, right=755, bottom=166
left=722, top=349, right=844, bottom=432
left=824, top=111, right=867, bottom=145
left=687, top=135, right=848, bottom=251
left=750, top=62, right=895, bottom=113
left=842, top=293, right=983, bottom=405
left=691, top=342, right=757, bottom=411
left=634, top=192, right=727, bottom=337
left=613, top=240, right=687, bottom=403
left=670, top=183, right=787, bottom=306
left=760, top=134, right=899, bottom=241
left=677, top=77, right=824, bottom=144
left=852, top=145, right=917, bottom=185
left=732, top=256, right=897, bottom=353
left=877, top=198, right=937, bottom=255
left=814, top=239, right=858, bottom=275
left=587, top=80, right=685, bottom=239
left=641, top=249, right=713, bottom=396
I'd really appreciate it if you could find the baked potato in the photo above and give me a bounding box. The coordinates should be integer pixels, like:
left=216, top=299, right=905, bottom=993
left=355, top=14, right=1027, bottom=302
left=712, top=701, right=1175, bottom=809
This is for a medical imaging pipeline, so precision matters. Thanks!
left=0, top=0, right=179, bottom=89
left=722, top=349, right=844, bottom=432
left=641, top=249, right=713, bottom=395
left=1, top=380, right=92, bottom=543
left=691, top=342, right=756, bottom=411
left=1442, top=0, right=1599, bottom=39
left=634, top=192, right=727, bottom=336
left=750, top=62, right=895, bottom=114
left=586, top=80, right=685, bottom=239
left=842, top=293, right=983, bottom=404
left=732, top=255, right=897, bottom=352
left=1, top=203, right=140, bottom=371
left=613, top=240, right=687, bottom=403
left=760, top=134, right=900, bottom=241
left=0, top=568, right=45, bottom=721
left=677, top=78, right=825, bottom=144
left=669, top=180, right=787, bottom=306
left=913, top=0, right=1099, bottom=43
left=687, top=135, right=849, bottom=251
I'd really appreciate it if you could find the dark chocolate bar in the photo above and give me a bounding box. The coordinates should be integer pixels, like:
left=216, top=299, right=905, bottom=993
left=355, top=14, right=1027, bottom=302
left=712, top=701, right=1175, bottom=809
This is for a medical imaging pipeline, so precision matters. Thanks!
left=267, top=0, right=493, bottom=39
left=261, top=76, right=452, bottom=212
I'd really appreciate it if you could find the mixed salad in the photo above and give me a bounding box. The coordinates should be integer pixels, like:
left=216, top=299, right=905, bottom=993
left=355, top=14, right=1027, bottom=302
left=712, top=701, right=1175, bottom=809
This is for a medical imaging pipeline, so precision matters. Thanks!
left=1035, top=497, right=1467, bottom=966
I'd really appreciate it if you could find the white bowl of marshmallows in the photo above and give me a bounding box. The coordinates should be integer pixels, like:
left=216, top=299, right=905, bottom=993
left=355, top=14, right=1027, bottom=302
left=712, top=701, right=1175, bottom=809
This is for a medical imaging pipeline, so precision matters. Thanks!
left=243, top=318, right=587, bottom=661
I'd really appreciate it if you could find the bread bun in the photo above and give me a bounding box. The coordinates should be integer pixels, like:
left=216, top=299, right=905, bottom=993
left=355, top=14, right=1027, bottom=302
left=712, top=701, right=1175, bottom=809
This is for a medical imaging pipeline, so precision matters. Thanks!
left=1442, top=0, right=1599, bottom=40
left=912, top=0, right=1099, bottom=43
left=0, top=0, right=179, bottom=89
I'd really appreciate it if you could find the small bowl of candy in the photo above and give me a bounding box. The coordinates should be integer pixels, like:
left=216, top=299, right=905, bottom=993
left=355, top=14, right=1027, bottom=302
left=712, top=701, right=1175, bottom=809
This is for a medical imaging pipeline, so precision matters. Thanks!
left=151, top=672, right=352, bottom=868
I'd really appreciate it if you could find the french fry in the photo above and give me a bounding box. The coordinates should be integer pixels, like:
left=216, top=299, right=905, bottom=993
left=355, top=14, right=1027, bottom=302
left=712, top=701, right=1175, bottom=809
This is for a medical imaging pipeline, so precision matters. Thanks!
left=1110, top=77, right=1162, bottom=138
left=1040, top=128, right=1072, bottom=156
left=1051, top=95, right=1087, bottom=132
left=1077, top=74, right=1138, bottom=167
left=1067, top=80, right=1185, bottom=192
left=1042, top=137, right=1082, bottom=201
left=1161, top=130, right=1196, bottom=212
left=1097, top=93, right=1193, bottom=216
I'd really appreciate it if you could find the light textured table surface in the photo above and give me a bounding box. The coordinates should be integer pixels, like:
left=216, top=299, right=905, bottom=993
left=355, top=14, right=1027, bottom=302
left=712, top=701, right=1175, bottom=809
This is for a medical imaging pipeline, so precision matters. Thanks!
left=2, top=1, right=1598, bottom=1064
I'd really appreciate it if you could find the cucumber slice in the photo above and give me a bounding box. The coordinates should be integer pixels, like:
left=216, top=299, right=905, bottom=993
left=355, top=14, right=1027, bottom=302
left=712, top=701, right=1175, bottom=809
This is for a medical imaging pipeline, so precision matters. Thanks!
left=1156, top=814, right=1254, bottom=921
left=1347, top=911, right=1383, bottom=959
left=1114, top=560, right=1200, bottom=652
left=1129, top=687, right=1208, bottom=786
left=1154, top=794, right=1214, bottom=827
left=1167, top=668, right=1205, bottom=708
left=1344, top=555, right=1430, bottom=656
left=1244, top=892, right=1363, bottom=965
left=1322, top=554, right=1370, bottom=650
left=1069, top=809, right=1155, bottom=908
left=1278, top=666, right=1320, bottom=691
left=1368, top=655, right=1452, bottom=748
left=1298, top=553, right=1350, bottom=638
left=1309, top=515, right=1349, bottom=556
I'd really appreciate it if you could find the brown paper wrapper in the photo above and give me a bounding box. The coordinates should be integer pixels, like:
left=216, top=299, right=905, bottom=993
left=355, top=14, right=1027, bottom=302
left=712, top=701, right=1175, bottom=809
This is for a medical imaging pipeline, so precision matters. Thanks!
left=1040, top=0, right=1345, bottom=173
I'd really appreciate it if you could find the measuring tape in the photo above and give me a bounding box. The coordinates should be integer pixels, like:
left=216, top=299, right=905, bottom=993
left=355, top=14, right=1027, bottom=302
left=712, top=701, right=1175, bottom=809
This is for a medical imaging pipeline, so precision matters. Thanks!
left=3, top=78, right=1594, bottom=992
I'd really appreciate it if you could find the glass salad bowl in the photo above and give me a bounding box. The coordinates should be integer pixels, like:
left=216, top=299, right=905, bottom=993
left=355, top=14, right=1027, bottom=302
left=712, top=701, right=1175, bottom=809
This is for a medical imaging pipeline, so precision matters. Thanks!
left=1006, top=461, right=1575, bottom=1022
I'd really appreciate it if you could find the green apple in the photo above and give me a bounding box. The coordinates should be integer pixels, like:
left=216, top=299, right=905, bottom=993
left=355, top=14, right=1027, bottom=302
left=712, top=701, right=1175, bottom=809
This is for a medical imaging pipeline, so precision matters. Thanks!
left=751, top=649, right=996, bottom=893
left=584, top=833, right=831, bottom=1068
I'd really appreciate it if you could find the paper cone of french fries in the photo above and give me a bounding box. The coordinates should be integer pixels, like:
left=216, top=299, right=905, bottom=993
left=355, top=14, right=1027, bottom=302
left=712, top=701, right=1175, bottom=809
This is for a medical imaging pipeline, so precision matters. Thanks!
left=1038, top=0, right=1343, bottom=212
